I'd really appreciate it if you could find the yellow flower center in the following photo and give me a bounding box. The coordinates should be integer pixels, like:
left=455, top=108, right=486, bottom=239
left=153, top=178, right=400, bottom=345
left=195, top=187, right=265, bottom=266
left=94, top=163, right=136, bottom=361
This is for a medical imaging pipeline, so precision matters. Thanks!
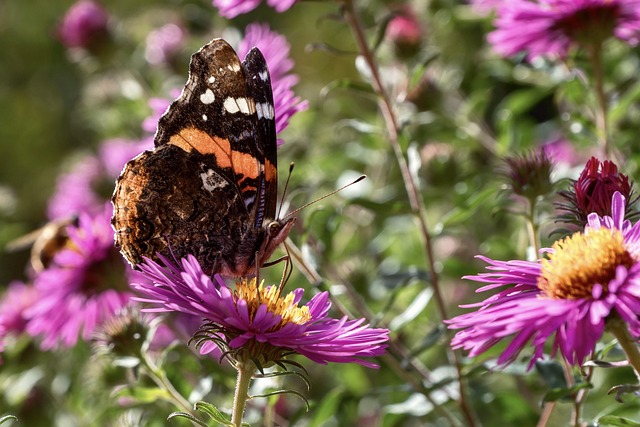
left=234, top=279, right=312, bottom=328
left=537, top=227, right=634, bottom=299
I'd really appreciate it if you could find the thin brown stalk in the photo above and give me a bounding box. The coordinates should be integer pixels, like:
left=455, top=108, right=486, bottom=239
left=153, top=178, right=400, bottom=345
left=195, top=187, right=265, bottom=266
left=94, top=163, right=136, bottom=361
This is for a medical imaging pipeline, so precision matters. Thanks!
left=340, top=1, right=478, bottom=425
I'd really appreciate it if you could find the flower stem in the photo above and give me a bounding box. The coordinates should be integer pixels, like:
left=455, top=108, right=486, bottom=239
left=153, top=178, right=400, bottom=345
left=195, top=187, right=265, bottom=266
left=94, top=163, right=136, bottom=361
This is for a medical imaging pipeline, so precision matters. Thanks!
left=526, top=198, right=540, bottom=256
left=231, top=360, right=255, bottom=427
left=608, top=318, right=640, bottom=381
left=141, top=352, right=194, bottom=415
left=341, top=1, right=477, bottom=426
left=587, top=42, right=614, bottom=160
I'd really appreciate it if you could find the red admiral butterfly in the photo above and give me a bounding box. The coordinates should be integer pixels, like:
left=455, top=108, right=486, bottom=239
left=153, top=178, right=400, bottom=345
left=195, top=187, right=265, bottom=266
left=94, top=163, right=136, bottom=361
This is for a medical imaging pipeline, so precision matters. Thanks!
left=112, top=39, right=294, bottom=277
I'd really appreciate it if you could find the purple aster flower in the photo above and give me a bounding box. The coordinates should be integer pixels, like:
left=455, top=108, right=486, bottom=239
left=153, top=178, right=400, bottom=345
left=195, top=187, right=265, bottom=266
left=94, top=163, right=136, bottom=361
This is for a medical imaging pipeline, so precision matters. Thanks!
left=212, top=0, right=296, bottom=19
left=468, top=0, right=503, bottom=16
left=0, top=281, right=38, bottom=335
left=26, top=205, right=135, bottom=349
left=57, top=0, right=109, bottom=49
left=48, top=138, right=151, bottom=220
left=447, top=192, right=640, bottom=367
left=144, top=23, right=186, bottom=66
left=540, top=135, right=577, bottom=167
left=238, top=24, right=308, bottom=141
left=488, top=0, right=640, bottom=60
left=132, top=255, right=389, bottom=368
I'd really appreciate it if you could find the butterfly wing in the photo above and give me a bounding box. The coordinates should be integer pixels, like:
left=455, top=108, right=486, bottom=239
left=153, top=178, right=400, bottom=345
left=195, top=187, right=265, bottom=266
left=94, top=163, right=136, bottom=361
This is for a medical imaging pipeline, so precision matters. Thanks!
left=241, top=47, right=278, bottom=228
left=154, top=39, right=272, bottom=223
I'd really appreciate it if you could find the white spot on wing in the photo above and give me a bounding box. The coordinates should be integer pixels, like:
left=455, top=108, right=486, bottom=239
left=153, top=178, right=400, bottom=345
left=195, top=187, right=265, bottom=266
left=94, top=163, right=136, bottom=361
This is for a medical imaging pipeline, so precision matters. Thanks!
left=200, top=89, right=215, bottom=104
left=224, top=97, right=256, bottom=115
left=256, top=102, right=274, bottom=120
left=259, top=70, right=269, bottom=81
left=202, top=114, right=208, bottom=121
left=227, top=62, right=241, bottom=72
left=208, top=76, right=215, bottom=84
left=200, top=169, right=228, bottom=192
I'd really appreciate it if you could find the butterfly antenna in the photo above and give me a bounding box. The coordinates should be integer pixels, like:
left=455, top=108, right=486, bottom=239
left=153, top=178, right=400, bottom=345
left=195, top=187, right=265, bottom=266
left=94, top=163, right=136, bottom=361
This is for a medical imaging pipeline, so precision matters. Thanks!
left=284, top=175, right=366, bottom=219
left=277, top=162, right=295, bottom=219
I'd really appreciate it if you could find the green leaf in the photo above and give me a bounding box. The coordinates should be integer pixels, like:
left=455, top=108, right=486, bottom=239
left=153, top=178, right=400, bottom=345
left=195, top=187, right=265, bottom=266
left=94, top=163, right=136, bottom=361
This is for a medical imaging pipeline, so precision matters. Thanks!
left=167, top=411, right=209, bottom=427
left=535, top=359, right=567, bottom=389
left=597, top=415, right=640, bottom=427
left=307, top=388, right=345, bottom=427
left=0, top=415, right=18, bottom=425
left=194, top=401, right=234, bottom=426
left=541, top=382, right=592, bottom=403
left=608, top=384, right=640, bottom=403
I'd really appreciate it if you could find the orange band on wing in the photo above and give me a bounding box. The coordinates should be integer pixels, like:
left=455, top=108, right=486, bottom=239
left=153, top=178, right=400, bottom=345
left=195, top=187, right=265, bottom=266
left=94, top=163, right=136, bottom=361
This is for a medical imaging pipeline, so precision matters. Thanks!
left=168, top=126, right=261, bottom=179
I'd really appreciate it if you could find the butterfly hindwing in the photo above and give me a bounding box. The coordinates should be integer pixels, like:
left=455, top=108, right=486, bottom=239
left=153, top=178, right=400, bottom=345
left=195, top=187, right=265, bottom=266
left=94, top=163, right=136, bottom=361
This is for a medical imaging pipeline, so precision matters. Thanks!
left=242, top=47, right=278, bottom=228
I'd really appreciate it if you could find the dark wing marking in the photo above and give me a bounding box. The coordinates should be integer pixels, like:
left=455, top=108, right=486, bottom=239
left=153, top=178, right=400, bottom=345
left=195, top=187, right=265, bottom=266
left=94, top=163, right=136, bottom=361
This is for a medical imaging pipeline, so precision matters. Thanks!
left=242, top=47, right=277, bottom=228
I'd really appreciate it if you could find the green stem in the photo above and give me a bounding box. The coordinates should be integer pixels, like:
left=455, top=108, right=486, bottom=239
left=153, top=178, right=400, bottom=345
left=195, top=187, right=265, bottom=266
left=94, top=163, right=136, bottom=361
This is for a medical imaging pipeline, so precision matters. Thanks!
left=141, top=352, right=194, bottom=415
left=231, top=360, right=255, bottom=427
left=587, top=42, right=613, bottom=159
left=608, top=318, right=640, bottom=381
left=525, top=198, right=540, bottom=256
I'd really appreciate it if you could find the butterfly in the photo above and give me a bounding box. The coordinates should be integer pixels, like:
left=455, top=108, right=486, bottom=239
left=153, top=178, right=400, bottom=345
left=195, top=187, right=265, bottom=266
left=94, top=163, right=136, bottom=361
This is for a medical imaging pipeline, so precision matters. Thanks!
left=112, top=39, right=294, bottom=278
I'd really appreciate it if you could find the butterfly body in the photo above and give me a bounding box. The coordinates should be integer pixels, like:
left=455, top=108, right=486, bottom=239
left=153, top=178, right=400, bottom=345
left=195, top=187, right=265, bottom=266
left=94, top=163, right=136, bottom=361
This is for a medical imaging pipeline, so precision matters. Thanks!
left=112, top=39, right=293, bottom=277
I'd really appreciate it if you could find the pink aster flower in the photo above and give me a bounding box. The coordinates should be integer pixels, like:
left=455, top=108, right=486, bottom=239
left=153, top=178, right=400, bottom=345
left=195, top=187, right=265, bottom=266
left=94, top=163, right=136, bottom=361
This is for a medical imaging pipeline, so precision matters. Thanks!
left=468, top=0, right=503, bottom=16
left=212, top=0, right=296, bottom=19
left=132, top=255, right=389, bottom=368
left=488, top=0, right=640, bottom=60
left=144, top=23, right=186, bottom=66
left=26, top=205, right=135, bottom=349
left=0, top=281, right=38, bottom=335
left=57, top=0, right=109, bottom=49
left=48, top=138, right=151, bottom=220
left=447, top=192, right=640, bottom=367
left=238, top=23, right=308, bottom=142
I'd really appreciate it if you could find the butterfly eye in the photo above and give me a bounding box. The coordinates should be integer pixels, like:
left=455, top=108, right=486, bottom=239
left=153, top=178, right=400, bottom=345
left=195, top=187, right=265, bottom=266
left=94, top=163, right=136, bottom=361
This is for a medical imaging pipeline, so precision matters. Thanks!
left=267, top=221, right=281, bottom=236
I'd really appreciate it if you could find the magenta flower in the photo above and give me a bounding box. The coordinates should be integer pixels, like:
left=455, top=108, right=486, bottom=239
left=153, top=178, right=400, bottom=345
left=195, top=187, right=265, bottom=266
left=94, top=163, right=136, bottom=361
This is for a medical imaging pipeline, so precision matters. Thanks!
left=26, top=205, right=135, bottom=349
left=132, top=255, right=389, bottom=368
left=144, top=23, right=186, bottom=66
left=386, top=6, right=423, bottom=57
left=0, top=281, right=38, bottom=335
left=238, top=23, right=308, bottom=141
left=557, top=157, right=638, bottom=228
left=488, top=0, right=640, bottom=60
left=57, top=0, right=109, bottom=49
left=447, top=192, right=640, bottom=367
left=540, top=135, right=577, bottom=167
left=212, top=0, right=296, bottom=19
left=468, top=0, right=503, bottom=16
left=48, top=138, right=151, bottom=220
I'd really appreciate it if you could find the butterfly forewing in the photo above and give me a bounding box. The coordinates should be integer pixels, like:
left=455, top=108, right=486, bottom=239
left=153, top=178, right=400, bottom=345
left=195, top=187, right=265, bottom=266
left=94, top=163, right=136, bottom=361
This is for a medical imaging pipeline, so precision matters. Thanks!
left=111, top=38, right=287, bottom=278
left=155, top=40, right=268, bottom=220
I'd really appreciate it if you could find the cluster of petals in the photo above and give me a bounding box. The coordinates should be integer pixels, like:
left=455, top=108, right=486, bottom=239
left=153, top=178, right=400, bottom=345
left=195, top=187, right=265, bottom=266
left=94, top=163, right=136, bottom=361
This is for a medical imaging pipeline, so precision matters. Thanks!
left=212, top=0, right=296, bottom=19
left=488, top=0, right=640, bottom=60
left=447, top=192, right=640, bottom=367
left=132, top=255, right=389, bottom=368
left=58, top=0, right=109, bottom=49
left=48, top=139, right=151, bottom=220
left=26, top=206, right=134, bottom=349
